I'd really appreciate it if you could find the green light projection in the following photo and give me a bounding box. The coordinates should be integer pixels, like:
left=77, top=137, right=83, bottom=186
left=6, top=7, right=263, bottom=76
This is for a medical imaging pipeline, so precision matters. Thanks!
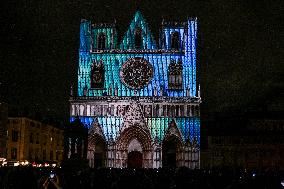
left=75, top=11, right=200, bottom=145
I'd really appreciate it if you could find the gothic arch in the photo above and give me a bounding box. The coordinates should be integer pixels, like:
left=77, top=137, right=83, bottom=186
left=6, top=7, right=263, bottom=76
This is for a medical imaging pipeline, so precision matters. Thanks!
left=116, top=125, right=151, bottom=151
left=162, top=119, right=184, bottom=167
left=87, top=121, right=107, bottom=168
left=134, top=27, right=142, bottom=49
left=127, top=138, right=143, bottom=168
left=163, top=119, right=183, bottom=142
left=168, top=59, right=183, bottom=90
left=97, top=32, right=106, bottom=49
left=171, top=31, right=180, bottom=50
left=90, top=60, right=105, bottom=89
left=88, top=119, right=105, bottom=139
left=128, top=138, right=142, bottom=153
left=116, top=125, right=152, bottom=168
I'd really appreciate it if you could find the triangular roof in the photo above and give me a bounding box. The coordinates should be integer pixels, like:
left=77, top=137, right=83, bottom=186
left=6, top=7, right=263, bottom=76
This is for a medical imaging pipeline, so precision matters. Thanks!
left=120, top=10, right=157, bottom=50
left=88, top=118, right=105, bottom=139
left=164, top=119, right=183, bottom=142
left=120, top=101, right=148, bottom=133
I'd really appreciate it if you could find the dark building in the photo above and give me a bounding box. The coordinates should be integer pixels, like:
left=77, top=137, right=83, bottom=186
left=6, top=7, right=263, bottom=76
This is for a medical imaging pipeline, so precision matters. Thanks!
left=201, top=110, right=284, bottom=170
left=63, top=117, right=88, bottom=168
left=0, top=102, right=8, bottom=159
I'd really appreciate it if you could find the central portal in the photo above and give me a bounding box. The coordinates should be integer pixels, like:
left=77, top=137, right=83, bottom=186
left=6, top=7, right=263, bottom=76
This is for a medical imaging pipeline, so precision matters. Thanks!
left=116, top=123, right=152, bottom=168
left=162, top=137, right=179, bottom=168
left=127, top=138, right=143, bottom=168
left=127, top=151, right=142, bottom=168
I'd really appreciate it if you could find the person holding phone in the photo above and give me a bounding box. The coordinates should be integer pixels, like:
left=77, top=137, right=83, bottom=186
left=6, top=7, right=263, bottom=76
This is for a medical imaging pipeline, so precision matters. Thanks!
left=42, top=171, right=62, bottom=189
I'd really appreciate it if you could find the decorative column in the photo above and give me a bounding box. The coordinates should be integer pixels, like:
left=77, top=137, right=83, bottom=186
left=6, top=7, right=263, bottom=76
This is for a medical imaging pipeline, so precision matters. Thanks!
left=184, top=141, right=191, bottom=168
left=153, top=145, right=162, bottom=168
left=186, top=86, right=190, bottom=97
left=143, top=149, right=153, bottom=168
left=87, top=149, right=94, bottom=168
left=114, top=83, right=118, bottom=96
left=176, top=145, right=184, bottom=167
left=122, top=150, right=127, bottom=168
left=107, top=141, right=115, bottom=167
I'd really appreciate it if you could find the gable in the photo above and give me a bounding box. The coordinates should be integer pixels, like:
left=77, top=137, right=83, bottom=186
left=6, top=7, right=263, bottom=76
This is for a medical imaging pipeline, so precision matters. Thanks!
left=88, top=118, right=105, bottom=139
left=120, top=101, right=148, bottom=133
left=164, top=119, right=183, bottom=142
left=120, top=11, right=157, bottom=50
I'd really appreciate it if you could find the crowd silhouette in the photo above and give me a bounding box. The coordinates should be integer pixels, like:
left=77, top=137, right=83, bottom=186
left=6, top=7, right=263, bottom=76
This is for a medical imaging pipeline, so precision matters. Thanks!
left=0, top=166, right=283, bottom=189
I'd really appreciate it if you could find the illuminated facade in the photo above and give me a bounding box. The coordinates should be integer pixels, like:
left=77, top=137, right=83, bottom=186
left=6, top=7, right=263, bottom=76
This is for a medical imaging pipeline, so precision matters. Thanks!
left=6, top=117, right=64, bottom=165
left=70, top=11, right=201, bottom=168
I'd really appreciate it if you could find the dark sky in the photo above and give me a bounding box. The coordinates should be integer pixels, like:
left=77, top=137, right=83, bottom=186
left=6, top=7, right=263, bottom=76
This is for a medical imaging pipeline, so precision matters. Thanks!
left=0, top=0, right=283, bottom=123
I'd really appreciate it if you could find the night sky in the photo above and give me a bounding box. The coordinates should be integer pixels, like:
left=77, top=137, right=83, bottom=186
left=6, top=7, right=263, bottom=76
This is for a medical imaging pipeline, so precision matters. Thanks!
left=0, top=0, right=283, bottom=123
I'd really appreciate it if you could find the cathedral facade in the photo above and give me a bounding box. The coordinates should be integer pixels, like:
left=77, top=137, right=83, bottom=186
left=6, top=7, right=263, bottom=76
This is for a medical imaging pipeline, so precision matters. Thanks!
left=70, top=11, right=201, bottom=168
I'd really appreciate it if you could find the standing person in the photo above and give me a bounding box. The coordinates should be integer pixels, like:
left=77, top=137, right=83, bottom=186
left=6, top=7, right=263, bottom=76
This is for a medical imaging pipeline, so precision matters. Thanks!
left=41, top=171, right=62, bottom=189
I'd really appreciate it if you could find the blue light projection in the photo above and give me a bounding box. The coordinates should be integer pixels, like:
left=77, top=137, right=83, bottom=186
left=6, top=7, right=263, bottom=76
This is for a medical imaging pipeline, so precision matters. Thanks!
left=74, top=11, right=200, bottom=145
left=71, top=116, right=200, bottom=144
left=78, top=11, right=198, bottom=97
left=92, top=27, right=117, bottom=50
left=120, top=11, right=157, bottom=50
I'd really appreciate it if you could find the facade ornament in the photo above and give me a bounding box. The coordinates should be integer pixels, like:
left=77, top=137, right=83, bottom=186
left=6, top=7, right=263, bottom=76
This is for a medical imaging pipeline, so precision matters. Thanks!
left=160, top=85, right=164, bottom=96
left=108, top=84, right=112, bottom=96
left=114, top=83, right=118, bottom=96
left=70, top=85, right=73, bottom=97
left=88, top=119, right=104, bottom=139
left=197, top=84, right=201, bottom=98
left=153, top=85, right=157, bottom=96
left=83, top=86, right=88, bottom=96
left=186, top=86, right=190, bottom=97
left=164, top=119, right=183, bottom=142
left=120, top=101, right=148, bottom=134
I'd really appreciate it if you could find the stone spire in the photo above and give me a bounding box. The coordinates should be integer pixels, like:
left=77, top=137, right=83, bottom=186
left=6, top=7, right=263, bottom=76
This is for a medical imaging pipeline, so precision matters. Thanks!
left=70, top=84, right=73, bottom=97
left=197, top=84, right=201, bottom=99
left=108, top=84, right=112, bottom=96
left=114, top=83, right=118, bottom=96
left=83, top=86, right=88, bottom=96
left=186, top=85, right=190, bottom=97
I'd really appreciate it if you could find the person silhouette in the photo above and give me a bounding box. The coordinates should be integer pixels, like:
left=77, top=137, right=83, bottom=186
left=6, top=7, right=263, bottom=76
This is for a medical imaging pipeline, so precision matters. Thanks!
left=42, top=172, right=62, bottom=189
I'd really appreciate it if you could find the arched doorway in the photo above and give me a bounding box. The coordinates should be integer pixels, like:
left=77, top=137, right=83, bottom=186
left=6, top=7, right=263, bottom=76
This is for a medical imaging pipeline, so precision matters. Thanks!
left=88, top=134, right=106, bottom=168
left=93, top=137, right=106, bottom=168
left=128, top=151, right=143, bottom=168
left=127, top=138, right=143, bottom=168
left=162, top=136, right=180, bottom=168
left=116, top=126, right=152, bottom=168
